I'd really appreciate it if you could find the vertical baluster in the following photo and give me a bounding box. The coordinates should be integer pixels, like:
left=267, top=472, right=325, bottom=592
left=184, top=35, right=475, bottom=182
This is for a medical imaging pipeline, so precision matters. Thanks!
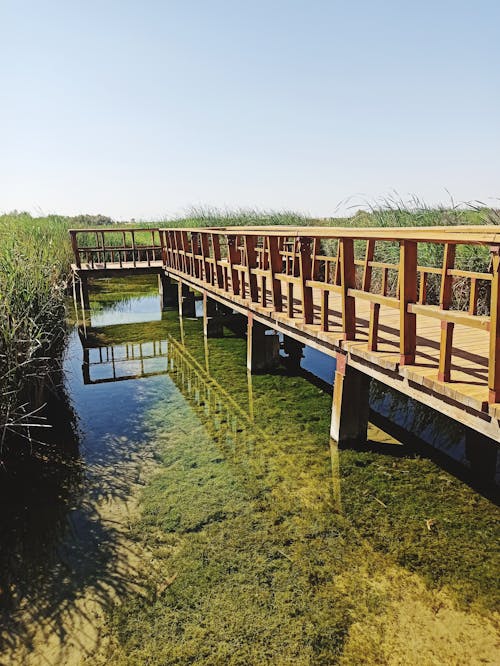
left=299, top=237, right=313, bottom=324
left=131, top=231, right=137, bottom=268
left=399, top=241, right=417, bottom=365
left=362, top=240, right=375, bottom=291
left=340, top=238, right=356, bottom=340
left=227, top=235, right=240, bottom=295
left=244, top=235, right=258, bottom=302
left=200, top=232, right=211, bottom=283
left=212, top=234, right=224, bottom=288
left=191, top=232, right=200, bottom=278
left=488, top=246, right=500, bottom=403
left=438, top=243, right=456, bottom=381
left=364, top=240, right=378, bottom=351
left=269, top=236, right=283, bottom=312
left=419, top=270, right=427, bottom=304
left=469, top=277, right=478, bottom=315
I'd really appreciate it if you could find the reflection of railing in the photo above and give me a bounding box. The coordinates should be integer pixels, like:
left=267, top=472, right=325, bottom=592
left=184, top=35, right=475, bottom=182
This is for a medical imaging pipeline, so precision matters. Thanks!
left=70, top=228, right=163, bottom=269
left=82, top=339, right=169, bottom=384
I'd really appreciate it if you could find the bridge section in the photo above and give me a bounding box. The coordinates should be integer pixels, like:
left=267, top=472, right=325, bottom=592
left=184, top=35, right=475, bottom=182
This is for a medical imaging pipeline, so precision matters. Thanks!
left=70, top=225, right=500, bottom=444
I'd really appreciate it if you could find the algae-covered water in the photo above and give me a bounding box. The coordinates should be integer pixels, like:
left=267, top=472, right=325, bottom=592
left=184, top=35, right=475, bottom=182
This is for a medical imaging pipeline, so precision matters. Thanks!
left=1, top=276, right=499, bottom=665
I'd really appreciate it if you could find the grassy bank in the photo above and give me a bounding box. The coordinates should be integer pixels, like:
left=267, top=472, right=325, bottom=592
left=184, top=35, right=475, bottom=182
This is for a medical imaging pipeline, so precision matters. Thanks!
left=0, top=213, right=74, bottom=449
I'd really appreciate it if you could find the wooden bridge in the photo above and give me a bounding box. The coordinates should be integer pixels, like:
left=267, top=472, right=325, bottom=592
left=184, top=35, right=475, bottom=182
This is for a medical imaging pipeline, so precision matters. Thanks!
left=70, top=225, right=500, bottom=445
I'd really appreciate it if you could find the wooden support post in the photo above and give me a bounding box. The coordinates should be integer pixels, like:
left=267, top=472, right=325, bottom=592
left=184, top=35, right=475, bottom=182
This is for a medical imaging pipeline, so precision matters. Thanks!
left=330, top=353, right=371, bottom=444
left=178, top=281, right=195, bottom=317
left=203, top=292, right=224, bottom=338
left=246, top=315, right=280, bottom=373
left=464, top=428, right=498, bottom=483
left=399, top=240, right=417, bottom=365
left=489, top=246, right=500, bottom=403
left=438, top=243, right=456, bottom=382
left=283, top=335, right=304, bottom=371
left=158, top=273, right=177, bottom=309
left=79, top=274, right=90, bottom=310
left=299, top=237, right=314, bottom=324
left=340, top=238, right=356, bottom=340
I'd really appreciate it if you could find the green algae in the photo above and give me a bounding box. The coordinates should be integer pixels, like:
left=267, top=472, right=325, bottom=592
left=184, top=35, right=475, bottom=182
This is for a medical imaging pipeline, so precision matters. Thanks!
left=84, top=300, right=500, bottom=664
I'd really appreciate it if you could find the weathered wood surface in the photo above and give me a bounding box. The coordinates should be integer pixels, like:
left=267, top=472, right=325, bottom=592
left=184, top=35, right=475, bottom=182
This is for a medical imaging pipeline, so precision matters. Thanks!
left=70, top=225, right=500, bottom=441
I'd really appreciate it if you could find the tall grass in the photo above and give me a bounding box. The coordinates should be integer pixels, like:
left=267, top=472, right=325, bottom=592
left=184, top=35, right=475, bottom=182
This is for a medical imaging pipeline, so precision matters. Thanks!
left=0, top=213, right=73, bottom=449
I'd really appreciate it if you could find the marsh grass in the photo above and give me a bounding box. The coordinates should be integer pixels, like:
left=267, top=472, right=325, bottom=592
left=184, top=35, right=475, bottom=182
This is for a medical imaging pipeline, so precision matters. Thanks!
left=100, top=314, right=499, bottom=665
left=0, top=213, right=75, bottom=449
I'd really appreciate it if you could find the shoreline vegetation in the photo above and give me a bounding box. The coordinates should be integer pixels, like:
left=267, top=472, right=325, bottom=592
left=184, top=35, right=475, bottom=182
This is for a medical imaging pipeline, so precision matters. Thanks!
left=0, top=201, right=498, bottom=455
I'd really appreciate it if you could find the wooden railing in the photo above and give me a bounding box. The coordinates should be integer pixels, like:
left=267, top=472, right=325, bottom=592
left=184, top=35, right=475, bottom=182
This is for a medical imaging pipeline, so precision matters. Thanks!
left=69, top=228, right=163, bottom=269
left=158, top=226, right=500, bottom=404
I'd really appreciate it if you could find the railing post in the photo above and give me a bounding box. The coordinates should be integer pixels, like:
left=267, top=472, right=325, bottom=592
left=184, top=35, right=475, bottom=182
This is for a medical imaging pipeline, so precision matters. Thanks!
left=489, top=246, right=500, bottom=403
left=399, top=240, right=417, bottom=365
left=244, top=235, right=259, bottom=302
left=438, top=242, right=456, bottom=382
left=191, top=232, right=200, bottom=278
left=227, top=235, right=240, bottom=295
left=298, top=236, right=314, bottom=324
left=212, top=234, right=224, bottom=288
left=200, top=232, right=211, bottom=284
left=268, top=236, right=283, bottom=312
left=339, top=238, right=356, bottom=340
left=70, top=231, right=81, bottom=268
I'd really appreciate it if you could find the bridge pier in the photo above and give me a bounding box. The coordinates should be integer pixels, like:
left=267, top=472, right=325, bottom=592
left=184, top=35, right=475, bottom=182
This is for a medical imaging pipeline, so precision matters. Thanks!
left=330, top=353, right=371, bottom=445
left=158, top=273, right=178, bottom=309
left=465, top=428, right=499, bottom=483
left=78, top=274, right=90, bottom=310
left=203, top=293, right=225, bottom=338
left=178, top=281, right=196, bottom=317
left=282, top=335, right=305, bottom=371
left=246, top=315, right=280, bottom=373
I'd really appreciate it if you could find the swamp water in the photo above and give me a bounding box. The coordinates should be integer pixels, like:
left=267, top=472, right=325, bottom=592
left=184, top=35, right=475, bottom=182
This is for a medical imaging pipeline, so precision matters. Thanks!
left=0, top=276, right=499, bottom=665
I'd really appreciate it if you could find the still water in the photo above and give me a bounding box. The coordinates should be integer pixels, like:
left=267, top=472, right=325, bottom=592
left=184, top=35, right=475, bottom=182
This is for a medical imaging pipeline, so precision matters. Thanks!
left=0, top=277, right=498, bottom=665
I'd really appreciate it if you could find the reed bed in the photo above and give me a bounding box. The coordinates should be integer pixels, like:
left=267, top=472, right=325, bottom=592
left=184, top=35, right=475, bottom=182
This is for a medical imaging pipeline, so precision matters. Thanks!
left=0, top=213, right=74, bottom=449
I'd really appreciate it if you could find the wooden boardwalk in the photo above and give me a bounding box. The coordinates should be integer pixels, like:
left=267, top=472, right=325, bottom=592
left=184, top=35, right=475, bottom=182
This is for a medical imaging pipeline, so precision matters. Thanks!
left=70, top=225, right=500, bottom=442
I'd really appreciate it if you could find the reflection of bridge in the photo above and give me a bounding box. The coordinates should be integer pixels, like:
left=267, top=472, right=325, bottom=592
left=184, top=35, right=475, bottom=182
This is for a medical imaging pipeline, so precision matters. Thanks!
left=82, top=337, right=169, bottom=384
left=79, top=321, right=262, bottom=451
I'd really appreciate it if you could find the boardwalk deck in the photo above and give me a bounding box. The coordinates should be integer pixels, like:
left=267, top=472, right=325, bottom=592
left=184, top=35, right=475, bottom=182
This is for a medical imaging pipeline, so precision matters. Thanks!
left=70, top=226, right=500, bottom=442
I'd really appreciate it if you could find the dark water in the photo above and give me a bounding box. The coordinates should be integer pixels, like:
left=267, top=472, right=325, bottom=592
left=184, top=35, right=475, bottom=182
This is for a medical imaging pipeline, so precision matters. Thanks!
left=1, top=277, right=498, bottom=663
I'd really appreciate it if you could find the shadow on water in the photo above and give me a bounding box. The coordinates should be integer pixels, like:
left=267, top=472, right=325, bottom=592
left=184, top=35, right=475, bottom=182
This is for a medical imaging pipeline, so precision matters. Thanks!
left=0, top=277, right=170, bottom=660
left=1, top=275, right=498, bottom=663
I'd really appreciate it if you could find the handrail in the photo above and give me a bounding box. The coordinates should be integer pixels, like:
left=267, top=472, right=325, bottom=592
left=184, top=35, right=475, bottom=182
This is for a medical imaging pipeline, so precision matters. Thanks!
left=155, top=226, right=500, bottom=405
left=70, top=227, right=163, bottom=269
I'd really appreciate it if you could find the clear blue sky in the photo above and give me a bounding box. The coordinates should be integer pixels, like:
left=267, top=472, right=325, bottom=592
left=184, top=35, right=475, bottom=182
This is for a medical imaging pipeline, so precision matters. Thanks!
left=0, top=1, right=498, bottom=219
